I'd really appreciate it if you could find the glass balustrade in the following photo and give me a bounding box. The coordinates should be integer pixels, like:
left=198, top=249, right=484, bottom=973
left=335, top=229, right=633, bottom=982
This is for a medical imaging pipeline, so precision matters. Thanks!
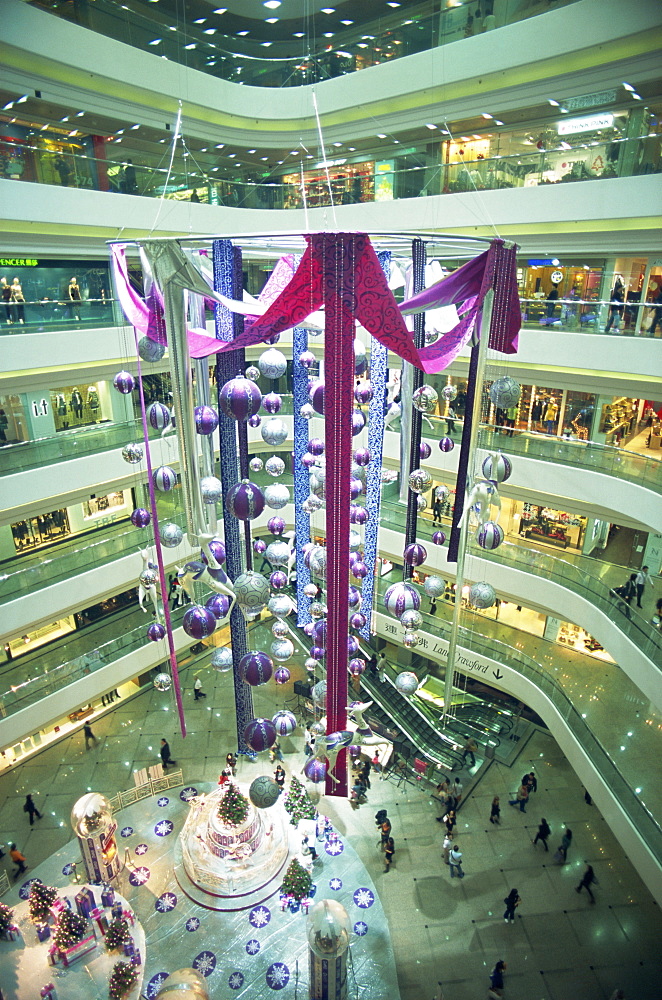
left=0, top=297, right=117, bottom=335
left=26, top=0, right=582, bottom=89
left=0, top=420, right=142, bottom=475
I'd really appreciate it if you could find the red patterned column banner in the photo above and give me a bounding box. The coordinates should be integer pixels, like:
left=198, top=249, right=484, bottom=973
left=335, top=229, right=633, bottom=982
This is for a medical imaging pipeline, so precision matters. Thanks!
left=321, top=234, right=356, bottom=797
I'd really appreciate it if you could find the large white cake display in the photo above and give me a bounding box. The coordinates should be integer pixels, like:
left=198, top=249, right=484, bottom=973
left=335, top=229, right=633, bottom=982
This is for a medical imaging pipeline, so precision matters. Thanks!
left=176, top=781, right=289, bottom=910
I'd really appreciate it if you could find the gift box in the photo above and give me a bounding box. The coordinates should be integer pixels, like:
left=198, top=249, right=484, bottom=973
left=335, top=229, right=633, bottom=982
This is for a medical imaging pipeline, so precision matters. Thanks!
left=300, top=898, right=312, bottom=914
left=122, top=908, right=135, bottom=928
left=100, top=885, right=115, bottom=908
left=74, top=888, right=96, bottom=919
left=279, top=893, right=294, bottom=912
left=111, top=902, right=123, bottom=920
left=288, top=900, right=300, bottom=913
left=123, top=936, right=135, bottom=958
left=36, top=923, right=51, bottom=942
left=40, top=985, right=57, bottom=999
left=89, top=908, right=108, bottom=936
left=49, top=898, right=66, bottom=919
left=309, top=883, right=317, bottom=898
left=130, top=950, right=142, bottom=968
left=4, top=924, right=20, bottom=942
left=47, top=945, right=58, bottom=966
left=60, top=934, right=96, bottom=968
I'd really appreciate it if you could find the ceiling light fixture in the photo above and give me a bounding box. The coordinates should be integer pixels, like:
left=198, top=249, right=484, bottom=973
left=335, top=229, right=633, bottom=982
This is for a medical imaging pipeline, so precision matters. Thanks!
left=148, top=38, right=162, bottom=45
left=622, top=82, right=635, bottom=92
left=548, top=99, right=560, bottom=107
left=341, top=20, right=353, bottom=25
left=213, top=8, right=228, bottom=14
left=321, top=7, right=335, bottom=13
left=215, top=143, right=225, bottom=148
left=494, top=120, right=504, bottom=126
left=425, top=123, right=437, bottom=130
left=265, top=18, right=279, bottom=24
left=377, top=133, right=387, bottom=139
left=237, top=30, right=249, bottom=35
left=185, top=43, right=197, bottom=49
left=193, top=18, right=206, bottom=24
left=204, top=28, right=216, bottom=34
left=263, top=1, right=281, bottom=8
left=481, top=113, right=493, bottom=119
left=248, top=149, right=256, bottom=153
left=293, top=32, right=305, bottom=37
left=76, top=111, right=85, bottom=117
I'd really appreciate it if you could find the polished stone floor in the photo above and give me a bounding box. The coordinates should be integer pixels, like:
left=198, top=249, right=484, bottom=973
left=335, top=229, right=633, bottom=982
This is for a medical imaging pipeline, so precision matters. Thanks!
left=1, top=668, right=660, bottom=1000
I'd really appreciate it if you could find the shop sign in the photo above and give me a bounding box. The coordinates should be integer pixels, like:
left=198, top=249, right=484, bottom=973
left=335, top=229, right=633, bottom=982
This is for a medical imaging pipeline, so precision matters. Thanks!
left=314, top=158, right=347, bottom=168
left=0, top=257, right=39, bottom=266
left=557, top=114, right=614, bottom=136
left=564, top=90, right=617, bottom=112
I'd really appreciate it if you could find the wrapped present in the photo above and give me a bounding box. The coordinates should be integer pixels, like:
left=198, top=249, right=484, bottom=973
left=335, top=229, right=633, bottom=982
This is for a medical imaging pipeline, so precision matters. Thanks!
left=60, top=934, right=96, bottom=968
left=47, top=945, right=59, bottom=966
left=309, top=883, right=317, bottom=898
left=49, top=898, right=66, bottom=918
left=100, top=885, right=115, bottom=908
left=279, top=893, right=294, bottom=912
left=89, top=908, right=108, bottom=936
left=74, top=888, right=96, bottom=919
left=40, top=985, right=58, bottom=999
left=130, top=950, right=142, bottom=968
left=300, top=898, right=312, bottom=914
left=111, top=902, right=123, bottom=920
left=4, top=924, right=20, bottom=942
left=36, top=923, right=51, bottom=942
left=288, top=900, right=300, bottom=913
left=123, top=938, right=135, bottom=958
left=122, top=908, right=135, bottom=928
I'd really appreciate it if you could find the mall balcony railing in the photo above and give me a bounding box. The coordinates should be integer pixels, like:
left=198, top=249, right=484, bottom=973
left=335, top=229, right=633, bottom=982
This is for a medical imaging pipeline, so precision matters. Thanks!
left=25, top=0, right=581, bottom=89
left=379, top=497, right=662, bottom=667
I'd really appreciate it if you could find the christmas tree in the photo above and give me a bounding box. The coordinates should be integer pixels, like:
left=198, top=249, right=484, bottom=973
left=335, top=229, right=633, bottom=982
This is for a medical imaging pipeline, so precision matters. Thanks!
left=108, top=960, right=138, bottom=1000
left=217, top=781, right=249, bottom=827
left=105, top=918, right=131, bottom=952
left=28, top=880, right=58, bottom=924
left=280, top=858, right=312, bottom=902
left=0, top=901, right=14, bottom=936
left=53, top=908, right=88, bottom=950
left=283, top=775, right=317, bottom=826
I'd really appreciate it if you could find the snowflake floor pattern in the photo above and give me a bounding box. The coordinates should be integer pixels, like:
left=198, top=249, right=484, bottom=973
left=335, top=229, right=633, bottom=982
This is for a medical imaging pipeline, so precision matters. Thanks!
left=2, top=783, right=400, bottom=1000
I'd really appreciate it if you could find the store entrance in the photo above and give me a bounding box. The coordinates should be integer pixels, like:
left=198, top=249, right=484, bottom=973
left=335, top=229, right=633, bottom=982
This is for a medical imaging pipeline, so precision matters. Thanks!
left=599, top=525, right=645, bottom=570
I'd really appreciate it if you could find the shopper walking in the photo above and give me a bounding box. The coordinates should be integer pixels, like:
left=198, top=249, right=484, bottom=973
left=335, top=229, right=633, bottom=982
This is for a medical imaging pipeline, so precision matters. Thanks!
left=532, top=817, right=551, bottom=851
left=24, top=794, right=42, bottom=826
left=575, top=864, right=598, bottom=902
left=379, top=816, right=392, bottom=850
left=634, top=565, right=653, bottom=608
left=383, top=836, right=395, bottom=873
left=509, top=782, right=529, bottom=813
left=10, top=844, right=27, bottom=878
left=274, top=764, right=286, bottom=790
left=489, top=959, right=507, bottom=998
left=193, top=676, right=206, bottom=700
left=503, top=888, right=521, bottom=923
left=452, top=776, right=463, bottom=804
left=442, top=833, right=453, bottom=865
left=83, top=722, right=98, bottom=750
left=443, top=809, right=457, bottom=836
left=554, top=827, right=572, bottom=863
left=160, top=738, right=176, bottom=771
left=461, top=736, right=478, bottom=767
left=489, top=796, right=501, bottom=825
left=448, top=843, right=464, bottom=878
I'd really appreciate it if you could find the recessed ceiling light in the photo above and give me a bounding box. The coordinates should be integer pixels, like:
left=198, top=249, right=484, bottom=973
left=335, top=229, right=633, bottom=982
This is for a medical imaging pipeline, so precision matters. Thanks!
left=200, top=147, right=208, bottom=152
left=204, top=28, right=216, bottom=34
left=323, top=32, right=334, bottom=37
left=481, top=113, right=493, bottom=119
left=169, top=26, right=176, bottom=31
left=631, top=92, right=642, bottom=100
left=185, top=43, right=196, bottom=49
left=261, top=156, right=268, bottom=160
left=425, top=123, right=437, bottom=130
left=193, top=18, right=206, bottom=24
left=340, top=20, right=353, bottom=25
left=148, top=38, right=162, bottom=45
left=321, top=7, right=335, bottom=13
left=76, top=111, right=85, bottom=117
left=16, top=95, right=28, bottom=104
left=293, top=32, right=305, bottom=37
left=357, top=43, right=368, bottom=48
left=215, top=143, right=225, bottom=148
left=348, top=147, right=355, bottom=151
left=494, top=120, right=504, bottom=126
left=263, top=1, right=281, bottom=8
left=248, top=149, right=256, bottom=153
left=265, top=19, right=279, bottom=25
left=622, top=82, right=635, bottom=92
left=211, top=166, right=219, bottom=171
left=290, top=150, right=299, bottom=154
left=116, top=129, right=125, bottom=135
left=387, top=2, right=401, bottom=6
left=237, top=30, right=249, bottom=35
left=460, top=136, right=470, bottom=141
left=60, top=116, right=69, bottom=122
left=261, top=41, right=272, bottom=46
left=228, top=153, right=236, bottom=157
left=332, top=142, right=343, bottom=147
left=548, top=99, right=560, bottom=107
left=377, top=133, right=387, bottom=139
left=68, top=130, right=78, bottom=136
left=131, top=124, right=140, bottom=129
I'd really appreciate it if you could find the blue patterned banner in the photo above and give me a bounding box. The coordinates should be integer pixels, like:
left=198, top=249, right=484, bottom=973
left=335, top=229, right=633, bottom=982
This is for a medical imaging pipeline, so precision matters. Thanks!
left=292, top=324, right=312, bottom=627
left=359, top=250, right=390, bottom=641
left=213, top=239, right=253, bottom=754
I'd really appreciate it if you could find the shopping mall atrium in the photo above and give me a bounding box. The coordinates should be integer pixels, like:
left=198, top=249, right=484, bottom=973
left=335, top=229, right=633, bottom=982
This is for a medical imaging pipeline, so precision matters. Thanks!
left=0, top=1, right=661, bottom=998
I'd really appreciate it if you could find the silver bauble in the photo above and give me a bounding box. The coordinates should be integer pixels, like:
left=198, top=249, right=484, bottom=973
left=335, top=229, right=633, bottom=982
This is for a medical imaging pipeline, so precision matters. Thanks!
left=258, top=348, right=288, bottom=380
left=265, top=455, right=285, bottom=478
left=245, top=365, right=261, bottom=381
left=268, top=594, right=293, bottom=617
left=489, top=377, right=521, bottom=409
left=412, top=385, right=438, bottom=413
left=271, top=638, right=294, bottom=662
left=400, top=609, right=423, bottom=630
left=272, top=620, right=289, bottom=638
left=305, top=657, right=319, bottom=672
left=305, top=494, right=324, bottom=512
left=138, top=336, right=166, bottom=363
left=408, top=468, right=433, bottom=494
left=403, top=631, right=419, bottom=648
left=249, top=457, right=264, bottom=473
left=303, top=583, right=318, bottom=599
left=395, top=671, right=419, bottom=695
left=416, top=495, right=428, bottom=512
left=153, top=672, right=172, bottom=692
left=441, top=384, right=458, bottom=402
left=235, top=571, right=271, bottom=614
left=160, top=522, right=184, bottom=548
left=122, top=442, right=144, bottom=464
left=139, top=568, right=158, bottom=588
left=249, top=776, right=281, bottom=809
left=300, top=403, right=315, bottom=420
left=264, top=484, right=291, bottom=509
left=309, top=546, right=327, bottom=577
left=423, top=575, right=445, bottom=598
left=310, top=601, right=327, bottom=619
left=266, top=540, right=290, bottom=566
left=312, top=680, right=327, bottom=706
left=200, top=476, right=223, bottom=504
left=349, top=529, right=362, bottom=552
left=211, top=648, right=234, bottom=672
left=261, top=418, right=288, bottom=447
left=468, top=581, right=497, bottom=609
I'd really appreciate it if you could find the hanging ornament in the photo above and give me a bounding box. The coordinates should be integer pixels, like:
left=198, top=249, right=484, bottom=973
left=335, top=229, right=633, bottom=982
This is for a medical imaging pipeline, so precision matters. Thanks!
left=310, top=381, right=325, bottom=415
left=308, top=546, right=327, bottom=577
left=160, top=522, right=183, bottom=548
left=130, top=508, right=151, bottom=528
left=249, top=777, right=281, bottom=809
left=304, top=583, right=318, bottom=599
left=153, top=673, right=172, bottom=692
left=139, top=568, right=158, bottom=589
left=350, top=478, right=363, bottom=500
left=489, top=377, right=521, bottom=408
left=400, top=609, right=423, bottom=630
left=270, top=570, right=288, bottom=590
left=300, top=403, right=315, bottom=420
left=272, top=620, right=289, bottom=638
left=239, top=651, right=273, bottom=686
left=261, top=418, right=288, bottom=447
left=304, top=758, right=328, bottom=784
left=183, top=605, right=217, bottom=640
left=441, top=384, right=458, bottom=402
left=434, top=484, right=450, bottom=503
left=219, top=376, right=262, bottom=421
left=395, top=671, right=419, bottom=695
left=310, top=601, right=327, bottom=620
left=354, top=384, right=373, bottom=406
left=476, top=521, right=504, bottom=550
left=265, top=456, right=286, bottom=478
left=200, top=476, right=223, bottom=504
left=234, top=571, right=271, bottom=615
left=384, top=582, right=420, bottom=619
left=244, top=718, right=277, bottom=752
left=310, top=645, right=325, bottom=661
left=211, top=648, right=234, bottom=673
left=148, top=401, right=171, bottom=431
left=352, top=410, right=366, bottom=436
left=417, top=495, right=428, bottom=512
left=271, top=638, right=294, bottom=662
left=432, top=530, right=446, bottom=546
left=272, top=709, right=297, bottom=735
left=350, top=612, right=367, bottom=630
left=254, top=538, right=267, bottom=555
left=263, top=392, right=283, bottom=415
left=312, top=680, right=327, bottom=706
left=403, top=631, right=419, bottom=649
left=113, top=371, right=134, bottom=394
left=408, top=469, right=433, bottom=494
left=299, top=351, right=316, bottom=369
left=147, top=622, right=166, bottom=642
left=138, top=336, right=166, bottom=363
left=481, top=452, right=512, bottom=483
left=122, top=443, right=143, bottom=464
left=249, top=457, right=264, bottom=473
left=248, top=414, right=261, bottom=428
left=205, top=594, right=231, bottom=620
left=153, top=465, right=177, bottom=492
left=350, top=506, right=368, bottom=525
left=354, top=447, right=370, bottom=466
left=305, top=657, right=319, bottom=672
left=245, top=365, right=261, bottom=381
left=438, top=437, right=455, bottom=453
left=412, top=385, right=439, bottom=413
left=266, top=540, right=289, bottom=566
left=349, top=658, right=366, bottom=676
left=268, top=594, right=292, bottom=617
left=258, top=348, right=288, bottom=379
left=423, top=576, right=445, bottom=599
left=419, top=442, right=432, bottom=460
left=203, top=539, right=226, bottom=566
left=226, top=480, right=265, bottom=520
left=194, top=405, right=219, bottom=435
left=264, top=484, right=290, bottom=509
left=308, top=438, right=325, bottom=456
left=468, top=582, right=497, bottom=609
left=403, top=543, right=427, bottom=567
left=348, top=586, right=361, bottom=608
left=347, top=635, right=359, bottom=655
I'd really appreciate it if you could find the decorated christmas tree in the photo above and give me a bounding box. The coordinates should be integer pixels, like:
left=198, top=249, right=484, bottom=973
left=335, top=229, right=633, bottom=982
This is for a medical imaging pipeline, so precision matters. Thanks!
left=105, top=918, right=131, bottom=952
left=0, top=901, right=14, bottom=936
left=53, top=908, right=88, bottom=951
left=108, top=960, right=138, bottom=1000
left=283, top=775, right=317, bottom=826
left=280, top=858, right=312, bottom=902
left=28, top=880, right=58, bottom=924
left=217, top=781, right=249, bottom=827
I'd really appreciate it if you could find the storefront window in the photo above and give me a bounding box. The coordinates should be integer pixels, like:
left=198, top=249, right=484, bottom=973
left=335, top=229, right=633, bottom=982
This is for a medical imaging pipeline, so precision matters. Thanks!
left=51, top=381, right=112, bottom=431
left=281, top=162, right=375, bottom=209
left=0, top=257, right=113, bottom=329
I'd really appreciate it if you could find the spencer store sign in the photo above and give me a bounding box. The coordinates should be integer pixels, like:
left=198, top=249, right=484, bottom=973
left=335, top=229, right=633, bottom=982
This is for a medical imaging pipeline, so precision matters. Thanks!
left=557, top=113, right=614, bottom=136
left=0, top=257, right=39, bottom=266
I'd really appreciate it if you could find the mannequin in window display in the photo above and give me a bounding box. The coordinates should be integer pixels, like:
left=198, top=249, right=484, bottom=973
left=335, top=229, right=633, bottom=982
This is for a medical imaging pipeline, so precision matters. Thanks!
left=87, top=385, right=100, bottom=418
left=55, top=392, right=69, bottom=429
left=531, top=395, right=544, bottom=431
left=1, top=277, right=13, bottom=323
left=70, top=387, right=84, bottom=419
left=10, top=277, right=25, bottom=324
left=68, top=276, right=82, bottom=321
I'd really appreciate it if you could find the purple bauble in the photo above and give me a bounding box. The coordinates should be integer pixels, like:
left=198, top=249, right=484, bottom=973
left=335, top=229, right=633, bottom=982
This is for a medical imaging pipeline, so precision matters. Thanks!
left=347, top=635, right=359, bottom=655
left=312, top=620, right=327, bottom=645
left=262, top=392, right=282, bottom=414
left=304, top=757, right=327, bottom=784
left=270, top=570, right=288, bottom=590
left=384, top=582, right=420, bottom=619
left=194, top=405, right=219, bottom=435
left=352, top=561, right=369, bottom=580
left=404, top=543, right=427, bottom=566
left=350, top=612, right=367, bottom=630
left=350, top=478, right=363, bottom=501
left=303, top=622, right=315, bottom=637
left=147, top=622, right=166, bottom=642
left=248, top=414, right=261, bottom=428
left=348, top=586, right=361, bottom=608
left=267, top=516, right=286, bottom=536
left=310, top=382, right=325, bottom=415
left=354, top=448, right=370, bottom=466
left=350, top=506, right=368, bottom=526
left=310, top=646, right=325, bottom=661
left=219, top=376, right=262, bottom=422
left=226, top=480, right=265, bottom=520
left=354, top=384, right=373, bottom=406
left=205, top=594, right=231, bottom=620
left=308, top=438, right=325, bottom=457
left=272, top=709, right=297, bottom=735
left=130, top=508, right=151, bottom=528
left=432, top=530, right=447, bottom=546
left=438, top=436, right=455, bottom=453
left=113, top=370, right=135, bottom=394
left=420, top=442, right=432, bottom=460
left=244, top=718, right=277, bottom=752
left=148, top=401, right=171, bottom=431
left=254, top=538, right=267, bottom=555
left=301, top=452, right=316, bottom=469
left=352, top=410, right=366, bottom=436
left=239, top=651, right=274, bottom=687
left=476, top=520, right=505, bottom=550
left=349, top=657, right=366, bottom=676
left=299, top=351, right=316, bottom=369
left=202, top=539, right=226, bottom=567
left=183, top=605, right=217, bottom=640
left=274, top=667, right=291, bottom=685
